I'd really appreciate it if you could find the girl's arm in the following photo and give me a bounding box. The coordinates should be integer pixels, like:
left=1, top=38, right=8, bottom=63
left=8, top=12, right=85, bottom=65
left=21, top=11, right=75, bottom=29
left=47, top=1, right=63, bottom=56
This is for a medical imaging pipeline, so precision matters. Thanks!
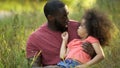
left=60, top=32, right=69, bottom=59
left=76, top=42, right=105, bottom=68
left=86, top=43, right=105, bottom=65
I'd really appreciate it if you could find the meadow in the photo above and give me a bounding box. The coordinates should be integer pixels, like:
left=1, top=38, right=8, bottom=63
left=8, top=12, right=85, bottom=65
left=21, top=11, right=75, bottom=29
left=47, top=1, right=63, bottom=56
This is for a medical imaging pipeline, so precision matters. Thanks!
left=0, top=0, right=120, bottom=68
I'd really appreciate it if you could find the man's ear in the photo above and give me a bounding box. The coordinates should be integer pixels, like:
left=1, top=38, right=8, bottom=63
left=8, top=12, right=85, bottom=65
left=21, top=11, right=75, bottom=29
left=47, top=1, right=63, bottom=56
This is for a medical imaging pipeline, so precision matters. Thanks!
left=47, top=15, right=54, bottom=21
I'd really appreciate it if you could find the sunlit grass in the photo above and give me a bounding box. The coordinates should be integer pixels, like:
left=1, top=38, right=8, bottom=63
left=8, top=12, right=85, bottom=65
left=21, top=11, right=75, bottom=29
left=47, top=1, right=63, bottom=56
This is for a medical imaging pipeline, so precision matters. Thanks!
left=81, top=0, right=96, bottom=9
left=0, top=1, right=45, bottom=13
left=0, top=0, right=120, bottom=68
left=0, top=12, right=45, bottom=68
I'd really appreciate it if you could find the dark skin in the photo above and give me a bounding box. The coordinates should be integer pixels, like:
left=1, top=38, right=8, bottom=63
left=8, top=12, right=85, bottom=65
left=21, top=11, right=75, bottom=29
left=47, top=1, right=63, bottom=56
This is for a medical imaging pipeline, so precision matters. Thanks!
left=28, top=6, right=96, bottom=68
left=47, top=6, right=69, bottom=32
left=82, top=42, right=96, bottom=59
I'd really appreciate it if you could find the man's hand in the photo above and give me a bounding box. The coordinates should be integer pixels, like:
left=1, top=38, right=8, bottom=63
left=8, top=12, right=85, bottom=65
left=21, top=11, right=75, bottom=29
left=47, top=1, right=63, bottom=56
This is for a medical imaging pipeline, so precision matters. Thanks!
left=82, top=42, right=96, bottom=59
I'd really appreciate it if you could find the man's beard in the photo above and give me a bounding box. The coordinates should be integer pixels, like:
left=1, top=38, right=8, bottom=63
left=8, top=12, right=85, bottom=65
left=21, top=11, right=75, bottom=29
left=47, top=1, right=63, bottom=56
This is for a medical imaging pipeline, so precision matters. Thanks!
left=55, top=19, right=68, bottom=32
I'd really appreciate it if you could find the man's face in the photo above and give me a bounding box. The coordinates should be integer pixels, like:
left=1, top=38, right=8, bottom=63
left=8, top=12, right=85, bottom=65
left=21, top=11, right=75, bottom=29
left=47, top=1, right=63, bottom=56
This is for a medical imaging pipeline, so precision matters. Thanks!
left=54, top=6, right=69, bottom=32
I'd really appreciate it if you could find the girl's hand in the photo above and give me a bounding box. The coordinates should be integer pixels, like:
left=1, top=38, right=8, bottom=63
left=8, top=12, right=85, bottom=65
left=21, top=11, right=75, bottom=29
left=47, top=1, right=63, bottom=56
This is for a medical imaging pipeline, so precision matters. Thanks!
left=61, top=32, right=68, bottom=40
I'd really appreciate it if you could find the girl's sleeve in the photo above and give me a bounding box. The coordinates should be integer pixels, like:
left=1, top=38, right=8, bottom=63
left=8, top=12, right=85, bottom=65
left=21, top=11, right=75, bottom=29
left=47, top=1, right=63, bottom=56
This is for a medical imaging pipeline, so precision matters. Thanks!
left=87, top=36, right=99, bottom=44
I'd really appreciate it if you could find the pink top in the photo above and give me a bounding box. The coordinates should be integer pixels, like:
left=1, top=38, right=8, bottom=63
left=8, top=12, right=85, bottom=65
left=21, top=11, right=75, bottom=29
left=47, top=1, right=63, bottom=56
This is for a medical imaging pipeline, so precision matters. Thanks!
left=26, top=20, right=80, bottom=66
left=66, top=36, right=99, bottom=63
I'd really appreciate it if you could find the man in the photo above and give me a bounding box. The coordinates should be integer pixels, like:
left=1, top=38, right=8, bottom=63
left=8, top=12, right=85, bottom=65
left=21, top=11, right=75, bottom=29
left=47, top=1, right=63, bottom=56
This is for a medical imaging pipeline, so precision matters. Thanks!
left=26, top=0, right=96, bottom=68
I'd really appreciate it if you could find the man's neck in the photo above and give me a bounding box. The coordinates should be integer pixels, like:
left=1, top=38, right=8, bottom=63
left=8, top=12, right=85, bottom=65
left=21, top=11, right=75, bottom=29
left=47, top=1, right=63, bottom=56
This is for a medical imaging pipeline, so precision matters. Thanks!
left=48, top=22, right=58, bottom=31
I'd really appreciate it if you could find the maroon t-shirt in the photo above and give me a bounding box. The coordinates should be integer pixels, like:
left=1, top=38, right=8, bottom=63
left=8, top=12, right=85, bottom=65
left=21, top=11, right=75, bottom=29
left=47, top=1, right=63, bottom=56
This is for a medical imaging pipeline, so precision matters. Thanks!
left=26, top=20, right=80, bottom=66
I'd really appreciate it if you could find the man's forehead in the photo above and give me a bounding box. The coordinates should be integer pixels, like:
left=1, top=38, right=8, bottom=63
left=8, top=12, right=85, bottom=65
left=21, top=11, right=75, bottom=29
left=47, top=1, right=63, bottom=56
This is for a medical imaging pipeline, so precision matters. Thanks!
left=58, top=5, right=69, bottom=14
left=65, top=5, right=69, bottom=13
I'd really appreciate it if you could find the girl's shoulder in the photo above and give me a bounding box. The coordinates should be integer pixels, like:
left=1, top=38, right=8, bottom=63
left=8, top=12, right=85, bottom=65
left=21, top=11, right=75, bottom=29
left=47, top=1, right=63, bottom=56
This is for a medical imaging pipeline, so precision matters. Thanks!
left=86, top=36, right=99, bottom=43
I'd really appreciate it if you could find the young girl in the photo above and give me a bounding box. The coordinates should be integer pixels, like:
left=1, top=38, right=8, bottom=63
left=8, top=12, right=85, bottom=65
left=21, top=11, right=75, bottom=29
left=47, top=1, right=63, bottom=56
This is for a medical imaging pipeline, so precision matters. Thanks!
left=57, top=9, right=112, bottom=68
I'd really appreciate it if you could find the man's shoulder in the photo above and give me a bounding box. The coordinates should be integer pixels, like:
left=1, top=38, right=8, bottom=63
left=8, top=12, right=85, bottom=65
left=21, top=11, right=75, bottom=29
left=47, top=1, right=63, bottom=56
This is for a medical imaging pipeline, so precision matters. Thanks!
left=30, top=23, right=48, bottom=37
left=69, top=20, right=79, bottom=23
left=68, top=20, right=79, bottom=29
left=69, top=20, right=79, bottom=26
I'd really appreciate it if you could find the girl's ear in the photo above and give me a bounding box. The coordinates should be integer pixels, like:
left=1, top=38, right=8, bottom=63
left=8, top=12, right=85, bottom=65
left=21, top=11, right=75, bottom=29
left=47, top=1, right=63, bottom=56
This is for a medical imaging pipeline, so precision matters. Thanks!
left=47, top=15, right=55, bottom=21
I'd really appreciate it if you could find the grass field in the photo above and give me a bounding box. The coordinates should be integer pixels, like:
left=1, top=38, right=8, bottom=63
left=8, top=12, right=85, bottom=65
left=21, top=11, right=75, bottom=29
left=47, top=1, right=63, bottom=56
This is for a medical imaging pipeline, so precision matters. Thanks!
left=0, top=0, right=120, bottom=68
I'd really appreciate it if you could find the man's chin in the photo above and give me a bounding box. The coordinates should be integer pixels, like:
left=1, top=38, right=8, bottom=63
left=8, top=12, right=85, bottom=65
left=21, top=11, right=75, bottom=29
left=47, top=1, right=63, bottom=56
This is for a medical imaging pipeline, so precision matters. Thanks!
left=58, top=27, right=67, bottom=32
left=62, top=27, right=68, bottom=32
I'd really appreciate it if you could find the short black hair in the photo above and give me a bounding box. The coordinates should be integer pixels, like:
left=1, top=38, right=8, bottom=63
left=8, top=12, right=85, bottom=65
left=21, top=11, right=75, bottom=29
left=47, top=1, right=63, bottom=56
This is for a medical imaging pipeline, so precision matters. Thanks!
left=44, top=0, right=65, bottom=18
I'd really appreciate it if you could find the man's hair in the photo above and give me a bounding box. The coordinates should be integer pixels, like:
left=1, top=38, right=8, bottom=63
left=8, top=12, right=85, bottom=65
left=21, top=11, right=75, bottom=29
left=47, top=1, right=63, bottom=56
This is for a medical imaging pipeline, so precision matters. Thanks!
left=44, top=0, right=65, bottom=18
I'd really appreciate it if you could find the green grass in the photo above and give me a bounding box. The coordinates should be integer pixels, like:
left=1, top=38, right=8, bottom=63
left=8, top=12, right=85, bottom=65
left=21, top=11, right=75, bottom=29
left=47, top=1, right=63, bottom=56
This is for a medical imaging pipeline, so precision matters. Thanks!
left=0, top=0, right=120, bottom=68
left=0, top=12, right=46, bottom=68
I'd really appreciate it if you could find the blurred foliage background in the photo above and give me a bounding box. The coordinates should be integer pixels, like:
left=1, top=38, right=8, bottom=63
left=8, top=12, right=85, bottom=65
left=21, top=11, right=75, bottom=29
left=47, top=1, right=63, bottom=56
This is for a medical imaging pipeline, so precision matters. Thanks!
left=0, top=0, right=120, bottom=68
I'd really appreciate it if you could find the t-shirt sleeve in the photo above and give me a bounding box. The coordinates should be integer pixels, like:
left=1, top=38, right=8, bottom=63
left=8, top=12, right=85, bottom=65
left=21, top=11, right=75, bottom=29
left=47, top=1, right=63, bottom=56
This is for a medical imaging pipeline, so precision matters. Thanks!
left=67, top=39, right=78, bottom=49
left=26, top=34, right=39, bottom=58
left=87, top=36, right=99, bottom=44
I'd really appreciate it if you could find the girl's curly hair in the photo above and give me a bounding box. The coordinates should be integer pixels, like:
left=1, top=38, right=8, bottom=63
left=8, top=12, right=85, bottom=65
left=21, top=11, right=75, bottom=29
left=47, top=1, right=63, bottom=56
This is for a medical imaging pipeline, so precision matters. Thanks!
left=83, top=9, right=113, bottom=46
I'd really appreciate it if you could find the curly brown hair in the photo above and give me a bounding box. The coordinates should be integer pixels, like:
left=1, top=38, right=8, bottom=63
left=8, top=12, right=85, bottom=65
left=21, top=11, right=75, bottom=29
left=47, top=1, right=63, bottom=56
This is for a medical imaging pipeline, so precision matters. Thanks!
left=82, top=9, right=113, bottom=46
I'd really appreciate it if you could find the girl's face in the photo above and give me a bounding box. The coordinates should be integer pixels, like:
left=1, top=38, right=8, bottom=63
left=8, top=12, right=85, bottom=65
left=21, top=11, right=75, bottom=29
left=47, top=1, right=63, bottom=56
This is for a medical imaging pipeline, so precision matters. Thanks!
left=77, top=19, right=88, bottom=39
